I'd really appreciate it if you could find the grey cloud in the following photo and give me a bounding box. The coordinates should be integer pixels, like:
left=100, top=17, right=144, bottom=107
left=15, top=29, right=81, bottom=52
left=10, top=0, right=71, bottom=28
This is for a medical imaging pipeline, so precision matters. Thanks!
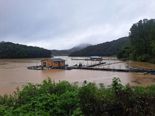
left=0, top=0, right=155, bottom=49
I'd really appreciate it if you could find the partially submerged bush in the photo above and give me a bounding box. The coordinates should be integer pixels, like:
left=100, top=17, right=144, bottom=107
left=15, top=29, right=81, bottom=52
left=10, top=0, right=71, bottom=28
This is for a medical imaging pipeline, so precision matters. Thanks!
left=0, top=78, right=155, bottom=115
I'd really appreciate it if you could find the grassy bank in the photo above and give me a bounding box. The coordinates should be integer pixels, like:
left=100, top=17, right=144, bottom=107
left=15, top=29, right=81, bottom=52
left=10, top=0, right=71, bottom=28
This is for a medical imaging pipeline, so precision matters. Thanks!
left=0, top=78, right=155, bottom=116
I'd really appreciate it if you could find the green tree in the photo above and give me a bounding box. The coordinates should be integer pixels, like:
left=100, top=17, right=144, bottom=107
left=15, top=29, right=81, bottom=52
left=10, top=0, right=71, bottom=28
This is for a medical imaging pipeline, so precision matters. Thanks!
left=129, top=19, right=155, bottom=61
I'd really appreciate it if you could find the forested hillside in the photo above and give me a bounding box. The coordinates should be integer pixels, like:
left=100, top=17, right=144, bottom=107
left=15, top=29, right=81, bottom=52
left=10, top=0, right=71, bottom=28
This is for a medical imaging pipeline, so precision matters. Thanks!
left=118, top=19, right=155, bottom=63
left=69, top=37, right=129, bottom=56
left=0, top=42, right=51, bottom=58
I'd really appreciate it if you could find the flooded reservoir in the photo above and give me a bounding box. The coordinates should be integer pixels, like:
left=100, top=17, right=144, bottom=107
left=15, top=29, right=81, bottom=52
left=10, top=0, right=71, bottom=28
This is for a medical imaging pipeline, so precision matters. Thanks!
left=0, top=56, right=155, bottom=95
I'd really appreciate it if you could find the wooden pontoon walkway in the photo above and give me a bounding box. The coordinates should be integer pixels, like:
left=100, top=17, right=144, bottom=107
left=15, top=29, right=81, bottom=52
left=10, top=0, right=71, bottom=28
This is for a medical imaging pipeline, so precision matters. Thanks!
left=72, top=67, right=155, bottom=75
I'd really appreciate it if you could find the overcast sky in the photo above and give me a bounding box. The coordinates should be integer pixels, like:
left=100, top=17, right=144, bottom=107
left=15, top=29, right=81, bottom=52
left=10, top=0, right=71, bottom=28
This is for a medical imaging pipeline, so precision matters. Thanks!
left=0, top=0, right=155, bottom=49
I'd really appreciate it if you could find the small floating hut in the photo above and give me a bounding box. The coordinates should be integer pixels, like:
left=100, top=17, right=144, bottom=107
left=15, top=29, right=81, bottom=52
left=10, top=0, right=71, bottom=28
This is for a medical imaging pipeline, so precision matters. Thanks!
left=41, top=58, right=65, bottom=69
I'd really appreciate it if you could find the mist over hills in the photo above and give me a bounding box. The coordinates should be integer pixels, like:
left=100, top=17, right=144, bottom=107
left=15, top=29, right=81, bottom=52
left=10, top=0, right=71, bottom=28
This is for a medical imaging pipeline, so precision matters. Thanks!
left=69, top=37, right=129, bottom=57
left=51, top=37, right=129, bottom=57
left=51, top=43, right=91, bottom=56
left=0, top=37, right=129, bottom=58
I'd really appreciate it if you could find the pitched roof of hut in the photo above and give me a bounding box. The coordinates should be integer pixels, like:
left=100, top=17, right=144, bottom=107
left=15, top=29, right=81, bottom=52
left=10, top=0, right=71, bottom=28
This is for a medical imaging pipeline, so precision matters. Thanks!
left=51, top=58, right=65, bottom=62
left=41, top=58, right=65, bottom=62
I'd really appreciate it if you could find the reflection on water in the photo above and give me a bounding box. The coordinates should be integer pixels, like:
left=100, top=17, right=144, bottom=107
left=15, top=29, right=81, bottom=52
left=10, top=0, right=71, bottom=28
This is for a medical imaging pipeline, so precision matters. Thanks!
left=0, top=56, right=155, bottom=95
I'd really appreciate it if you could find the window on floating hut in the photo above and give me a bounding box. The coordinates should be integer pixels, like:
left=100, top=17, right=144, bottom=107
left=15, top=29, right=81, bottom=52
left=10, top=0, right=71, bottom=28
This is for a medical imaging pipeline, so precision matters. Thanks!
left=42, top=62, right=46, bottom=67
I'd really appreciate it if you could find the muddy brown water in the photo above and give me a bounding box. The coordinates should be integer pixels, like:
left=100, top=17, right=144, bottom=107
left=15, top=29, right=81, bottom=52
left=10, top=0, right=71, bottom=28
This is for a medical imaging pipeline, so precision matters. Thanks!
left=0, top=56, right=155, bottom=95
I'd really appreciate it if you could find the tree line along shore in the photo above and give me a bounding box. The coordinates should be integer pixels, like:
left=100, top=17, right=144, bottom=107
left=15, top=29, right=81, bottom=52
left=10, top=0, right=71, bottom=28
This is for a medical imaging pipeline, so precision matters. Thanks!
left=0, top=78, right=155, bottom=115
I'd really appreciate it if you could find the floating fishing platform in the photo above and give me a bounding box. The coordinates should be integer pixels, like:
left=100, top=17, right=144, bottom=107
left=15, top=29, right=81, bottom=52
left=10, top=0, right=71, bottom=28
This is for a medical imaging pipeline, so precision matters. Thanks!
left=27, top=65, right=43, bottom=70
left=27, top=63, right=155, bottom=75
left=71, top=57, right=119, bottom=61
left=27, top=65, right=68, bottom=70
left=71, top=58, right=89, bottom=60
left=72, top=56, right=103, bottom=61
left=27, top=58, right=155, bottom=75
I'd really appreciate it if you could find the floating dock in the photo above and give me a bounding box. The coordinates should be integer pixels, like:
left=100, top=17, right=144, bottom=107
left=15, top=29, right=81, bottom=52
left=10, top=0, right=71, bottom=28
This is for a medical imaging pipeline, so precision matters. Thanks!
left=71, top=57, right=120, bottom=61
left=27, top=61, right=155, bottom=75
left=72, top=67, right=155, bottom=74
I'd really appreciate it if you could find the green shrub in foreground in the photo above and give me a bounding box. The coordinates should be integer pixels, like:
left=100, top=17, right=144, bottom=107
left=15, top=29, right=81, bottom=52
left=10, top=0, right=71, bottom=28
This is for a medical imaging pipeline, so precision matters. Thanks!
left=0, top=78, right=155, bottom=116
